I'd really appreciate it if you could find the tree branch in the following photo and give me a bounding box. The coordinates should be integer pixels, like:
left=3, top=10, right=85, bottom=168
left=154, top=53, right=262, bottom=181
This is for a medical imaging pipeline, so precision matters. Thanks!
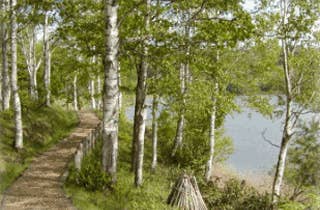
left=261, top=128, right=280, bottom=148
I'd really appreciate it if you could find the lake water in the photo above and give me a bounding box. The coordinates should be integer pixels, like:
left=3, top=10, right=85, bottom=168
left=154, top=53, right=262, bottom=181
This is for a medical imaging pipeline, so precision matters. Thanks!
left=126, top=97, right=317, bottom=175
left=225, top=106, right=281, bottom=175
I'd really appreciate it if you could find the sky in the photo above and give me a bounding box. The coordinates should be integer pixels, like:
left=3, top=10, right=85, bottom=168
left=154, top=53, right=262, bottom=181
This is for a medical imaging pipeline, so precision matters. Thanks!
left=242, top=0, right=257, bottom=12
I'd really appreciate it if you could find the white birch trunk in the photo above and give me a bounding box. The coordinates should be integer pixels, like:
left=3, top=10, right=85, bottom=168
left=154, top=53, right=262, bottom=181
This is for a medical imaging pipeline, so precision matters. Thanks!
left=271, top=40, right=293, bottom=207
left=205, top=83, right=218, bottom=182
left=21, top=26, right=40, bottom=100
left=1, top=0, right=10, bottom=110
left=73, top=74, right=78, bottom=111
left=172, top=21, right=190, bottom=156
left=272, top=0, right=293, bottom=206
left=43, top=12, right=51, bottom=106
left=102, top=0, right=119, bottom=182
left=89, top=79, right=96, bottom=109
left=118, top=65, right=122, bottom=110
left=97, top=75, right=102, bottom=109
left=151, top=94, right=159, bottom=171
left=133, top=0, right=150, bottom=187
left=171, top=64, right=187, bottom=156
left=11, top=0, right=23, bottom=149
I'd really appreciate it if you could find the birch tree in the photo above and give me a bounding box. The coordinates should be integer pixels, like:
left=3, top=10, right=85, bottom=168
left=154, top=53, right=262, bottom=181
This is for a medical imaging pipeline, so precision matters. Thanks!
left=20, top=25, right=41, bottom=100
left=264, top=0, right=320, bottom=207
left=97, top=75, right=102, bottom=109
left=43, top=11, right=51, bottom=106
left=10, top=0, right=23, bottom=149
left=205, top=83, right=218, bottom=182
left=1, top=0, right=10, bottom=110
left=151, top=94, right=159, bottom=172
left=171, top=19, right=190, bottom=157
left=131, top=0, right=150, bottom=187
left=102, top=0, right=120, bottom=182
left=89, top=79, right=96, bottom=109
left=73, top=74, right=78, bottom=111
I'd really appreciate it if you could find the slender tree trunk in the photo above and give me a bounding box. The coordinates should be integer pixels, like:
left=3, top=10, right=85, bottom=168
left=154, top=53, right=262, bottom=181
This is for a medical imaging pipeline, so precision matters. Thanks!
left=172, top=21, right=190, bottom=156
left=271, top=39, right=293, bottom=207
left=272, top=1, right=293, bottom=205
left=132, top=60, right=148, bottom=184
left=97, top=75, right=102, bottom=109
left=1, top=0, right=10, bottom=110
left=29, top=27, right=39, bottom=100
left=43, top=11, right=51, bottom=106
left=118, top=65, right=122, bottom=110
left=102, top=0, right=119, bottom=182
left=205, top=83, right=218, bottom=182
left=21, top=26, right=39, bottom=100
left=132, top=0, right=150, bottom=187
left=172, top=63, right=187, bottom=156
left=29, top=67, right=38, bottom=100
left=10, top=0, right=23, bottom=149
left=73, top=74, right=78, bottom=111
left=151, top=94, right=159, bottom=172
left=89, top=79, right=96, bottom=109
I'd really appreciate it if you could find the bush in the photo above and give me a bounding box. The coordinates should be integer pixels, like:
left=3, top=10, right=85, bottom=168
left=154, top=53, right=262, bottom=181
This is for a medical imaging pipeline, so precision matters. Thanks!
left=200, top=178, right=271, bottom=210
left=67, top=139, right=111, bottom=191
left=157, top=109, right=233, bottom=172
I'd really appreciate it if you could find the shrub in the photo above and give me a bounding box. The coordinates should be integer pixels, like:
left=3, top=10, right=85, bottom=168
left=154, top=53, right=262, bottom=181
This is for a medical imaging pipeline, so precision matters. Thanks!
left=66, top=139, right=111, bottom=191
left=200, top=178, right=271, bottom=210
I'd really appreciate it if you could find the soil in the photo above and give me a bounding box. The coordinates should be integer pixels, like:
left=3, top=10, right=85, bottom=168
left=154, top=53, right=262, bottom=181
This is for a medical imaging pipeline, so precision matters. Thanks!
left=0, top=111, right=100, bottom=210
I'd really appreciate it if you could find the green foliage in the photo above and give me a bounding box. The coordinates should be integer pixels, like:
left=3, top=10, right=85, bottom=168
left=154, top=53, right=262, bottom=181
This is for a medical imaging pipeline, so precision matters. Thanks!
left=200, top=179, right=272, bottom=210
left=67, top=142, right=111, bottom=191
left=286, top=120, right=320, bottom=188
left=279, top=189, right=320, bottom=210
left=283, top=119, right=320, bottom=206
left=157, top=107, right=233, bottom=172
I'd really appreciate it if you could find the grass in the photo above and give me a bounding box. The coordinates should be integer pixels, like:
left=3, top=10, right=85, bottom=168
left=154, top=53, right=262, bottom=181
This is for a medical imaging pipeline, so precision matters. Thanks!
left=0, top=104, right=78, bottom=197
left=65, top=165, right=179, bottom=210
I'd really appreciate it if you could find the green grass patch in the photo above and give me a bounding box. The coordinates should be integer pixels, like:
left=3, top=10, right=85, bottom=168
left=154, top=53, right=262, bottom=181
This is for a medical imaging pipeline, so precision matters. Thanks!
left=0, top=105, right=78, bottom=194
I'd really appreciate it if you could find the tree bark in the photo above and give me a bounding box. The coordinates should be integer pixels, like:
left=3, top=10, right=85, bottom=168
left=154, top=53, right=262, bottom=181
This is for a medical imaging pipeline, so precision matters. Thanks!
left=21, top=25, right=40, bottom=100
left=1, top=0, right=10, bottom=110
left=205, top=83, right=218, bottom=182
left=10, top=0, right=23, bottom=149
left=272, top=1, right=293, bottom=206
left=172, top=19, right=191, bottom=156
left=89, top=79, right=96, bottom=109
left=271, top=39, right=293, bottom=207
left=97, top=75, right=102, bottom=109
left=102, top=0, right=119, bottom=182
left=171, top=63, right=187, bottom=156
left=43, top=11, right=51, bottom=106
left=151, top=94, right=159, bottom=172
left=132, top=0, right=150, bottom=187
left=73, top=74, right=78, bottom=111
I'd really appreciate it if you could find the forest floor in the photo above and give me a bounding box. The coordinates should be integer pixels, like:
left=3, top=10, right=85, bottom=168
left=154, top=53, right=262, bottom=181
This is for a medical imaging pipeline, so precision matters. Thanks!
left=0, top=111, right=100, bottom=210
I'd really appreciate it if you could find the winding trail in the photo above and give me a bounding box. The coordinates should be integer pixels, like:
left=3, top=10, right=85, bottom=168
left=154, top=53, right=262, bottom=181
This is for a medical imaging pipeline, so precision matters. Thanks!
left=1, top=111, right=100, bottom=210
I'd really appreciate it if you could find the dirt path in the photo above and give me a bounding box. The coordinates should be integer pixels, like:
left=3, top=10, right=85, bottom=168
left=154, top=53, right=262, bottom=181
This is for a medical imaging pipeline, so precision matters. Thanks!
left=0, top=111, right=100, bottom=210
